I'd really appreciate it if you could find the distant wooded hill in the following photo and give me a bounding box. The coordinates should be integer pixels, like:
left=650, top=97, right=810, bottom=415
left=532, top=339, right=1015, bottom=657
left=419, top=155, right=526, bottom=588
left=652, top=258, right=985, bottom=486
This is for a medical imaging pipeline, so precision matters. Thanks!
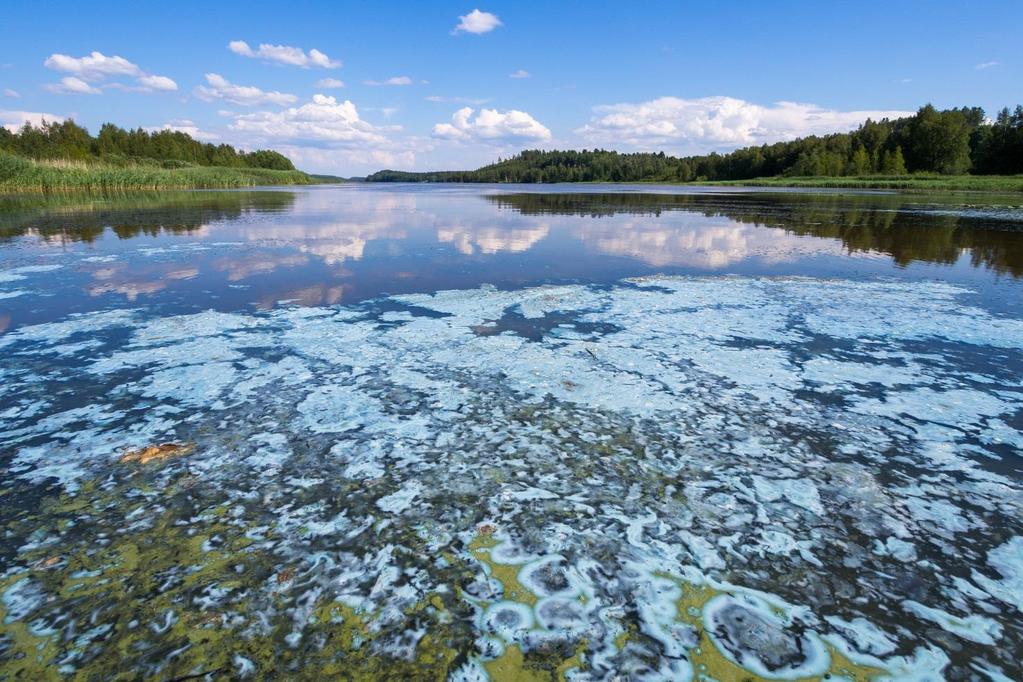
left=367, top=104, right=1023, bottom=183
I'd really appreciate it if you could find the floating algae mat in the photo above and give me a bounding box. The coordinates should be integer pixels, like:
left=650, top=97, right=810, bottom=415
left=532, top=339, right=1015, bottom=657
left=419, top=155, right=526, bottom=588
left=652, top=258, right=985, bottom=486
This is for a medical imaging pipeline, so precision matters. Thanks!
left=1, top=275, right=1022, bottom=680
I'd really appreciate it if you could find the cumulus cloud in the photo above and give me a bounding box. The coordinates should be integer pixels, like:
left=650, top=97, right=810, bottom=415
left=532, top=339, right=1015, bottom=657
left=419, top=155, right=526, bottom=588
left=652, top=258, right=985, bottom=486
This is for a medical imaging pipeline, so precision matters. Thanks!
left=145, top=119, right=219, bottom=140
left=222, top=95, right=428, bottom=174
left=509, top=69, right=530, bottom=79
left=45, top=76, right=102, bottom=95
left=433, top=107, right=551, bottom=141
left=136, top=74, right=178, bottom=91
left=3, top=89, right=21, bottom=98
left=975, top=61, right=1000, bottom=70
left=44, top=51, right=175, bottom=94
left=44, top=51, right=141, bottom=80
left=364, top=76, right=413, bottom=86
left=229, top=40, right=340, bottom=69
left=0, top=109, right=65, bottom=132
left=228, top=94, right=388, bottom=145
left=316, top=78, right=345, bottom=89
left=576, top=96, right=913, bottom=150
left=453, top=9, right=502, bottom=34
left=195, top=73, right=297, bottom=106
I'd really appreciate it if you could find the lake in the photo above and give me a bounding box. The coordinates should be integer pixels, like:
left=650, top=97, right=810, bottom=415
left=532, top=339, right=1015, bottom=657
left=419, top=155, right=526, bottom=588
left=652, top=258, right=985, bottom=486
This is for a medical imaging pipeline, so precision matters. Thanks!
left=1, top=184, right=1022, bottom=680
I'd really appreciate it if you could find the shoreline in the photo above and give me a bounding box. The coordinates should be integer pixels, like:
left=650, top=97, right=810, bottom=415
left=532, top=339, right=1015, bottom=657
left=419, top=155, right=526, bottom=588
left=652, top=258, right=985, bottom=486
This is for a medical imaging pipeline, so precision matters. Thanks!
left=362, top=175, right=1023, bottom=194
left=0, top=155, right=314, bottom=193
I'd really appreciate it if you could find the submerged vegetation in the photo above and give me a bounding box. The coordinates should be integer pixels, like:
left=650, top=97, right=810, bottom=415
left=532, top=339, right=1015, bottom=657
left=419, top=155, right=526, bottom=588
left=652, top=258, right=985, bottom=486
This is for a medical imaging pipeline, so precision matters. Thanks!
left=1, top=271, right=1020, bottom=678
left=0, top=119, right=311, bottom=191
left=367, top=104, right=1023, bottom=186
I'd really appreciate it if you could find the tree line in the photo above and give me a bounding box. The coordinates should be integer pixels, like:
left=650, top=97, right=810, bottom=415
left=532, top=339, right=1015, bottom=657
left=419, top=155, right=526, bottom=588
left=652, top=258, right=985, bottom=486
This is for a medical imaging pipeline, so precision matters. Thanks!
left=367, top=104, right=1023, bottom=183
left=0, top=119, right=296, bottom=171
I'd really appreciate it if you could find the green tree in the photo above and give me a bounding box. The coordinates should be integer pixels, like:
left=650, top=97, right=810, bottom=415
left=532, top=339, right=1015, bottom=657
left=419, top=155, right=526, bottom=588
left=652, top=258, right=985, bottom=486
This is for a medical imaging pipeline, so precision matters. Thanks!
left=906, top=105, right=972, bottom=174
left=881, top=146, right=907, bottom=174
left=848, top=145, right=871, bottom=176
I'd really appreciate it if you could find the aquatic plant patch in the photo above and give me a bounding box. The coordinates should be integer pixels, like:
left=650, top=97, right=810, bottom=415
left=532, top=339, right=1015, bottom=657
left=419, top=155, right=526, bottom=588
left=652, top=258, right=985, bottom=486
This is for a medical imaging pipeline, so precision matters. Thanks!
left=0, top=276, right=1021, bottom=679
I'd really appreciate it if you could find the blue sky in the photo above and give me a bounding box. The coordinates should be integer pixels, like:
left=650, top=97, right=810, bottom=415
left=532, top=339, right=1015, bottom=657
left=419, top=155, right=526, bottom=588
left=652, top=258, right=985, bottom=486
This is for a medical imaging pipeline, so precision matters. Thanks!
left=1, top=1, right=1019, bottom=174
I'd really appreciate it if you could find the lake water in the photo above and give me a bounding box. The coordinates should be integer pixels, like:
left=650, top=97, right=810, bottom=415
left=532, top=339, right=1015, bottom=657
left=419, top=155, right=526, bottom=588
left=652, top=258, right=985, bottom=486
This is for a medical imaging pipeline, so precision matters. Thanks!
left=1, top=184, right=1021, bottom=679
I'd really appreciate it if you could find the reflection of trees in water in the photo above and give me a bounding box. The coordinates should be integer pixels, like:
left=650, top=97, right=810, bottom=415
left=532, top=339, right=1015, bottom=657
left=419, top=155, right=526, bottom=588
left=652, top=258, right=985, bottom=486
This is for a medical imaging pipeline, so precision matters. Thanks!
left=489, top=193, right=1023, bottom=277
left=0, top=191, right=297, bottom=243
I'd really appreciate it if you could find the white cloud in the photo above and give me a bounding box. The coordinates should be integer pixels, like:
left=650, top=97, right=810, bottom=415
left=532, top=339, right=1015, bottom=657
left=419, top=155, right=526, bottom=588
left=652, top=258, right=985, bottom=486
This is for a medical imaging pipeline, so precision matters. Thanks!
left=453, top=9, right=502, bottom=34
left=137, top=74, right=178, bottom=91
left=975, top=61, right=1000, bottom=70
left=509, top=69, right=530, bottom=79
left=425, top=95, right=491, bottom=105
left=45, top=76, right=102, bottom=95
left=229, top=40, right=340, bottom=69
left=576, top=96, right=913, bottom=151
left=228, top=94, right=388, bottom=145
left=145, top=119, right=219, bottom=140
left=3, top=89, right=19, bottom=98
left=1, top=109, right=65, bottom=132
left=433, top=107, right=551, bottom=141
left=43, top=51, right=176, bottom=94
left=221, top=95, right=430, bottom=174
left=195, top=73, right=297, bottom=106
left=316, top=78, right=345, bottom=89
left=44, top=51, right=141, bottom=80
left=364, top=76, right=413, bottom=86
left=278, top=145, right=417, bottom=175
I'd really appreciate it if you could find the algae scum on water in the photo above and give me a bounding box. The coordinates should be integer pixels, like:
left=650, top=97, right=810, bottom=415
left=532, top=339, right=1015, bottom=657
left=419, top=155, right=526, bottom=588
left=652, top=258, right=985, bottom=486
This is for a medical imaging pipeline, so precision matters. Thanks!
left=1, top=275, right=1022, bottom=680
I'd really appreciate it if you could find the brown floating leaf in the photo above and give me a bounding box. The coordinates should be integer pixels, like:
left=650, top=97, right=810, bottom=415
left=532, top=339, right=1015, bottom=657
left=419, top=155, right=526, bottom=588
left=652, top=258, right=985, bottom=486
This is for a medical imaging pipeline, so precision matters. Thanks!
left=33, top=556, right=62, bottom=569
left=119, top=442, right=195, bottom=465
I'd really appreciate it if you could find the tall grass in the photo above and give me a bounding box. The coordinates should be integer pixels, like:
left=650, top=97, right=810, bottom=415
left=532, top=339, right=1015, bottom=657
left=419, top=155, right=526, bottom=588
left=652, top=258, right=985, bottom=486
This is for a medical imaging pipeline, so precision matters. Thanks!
left=0, top=154, right=313, bottom=192
left=703, top=174, right=1023, bottom=193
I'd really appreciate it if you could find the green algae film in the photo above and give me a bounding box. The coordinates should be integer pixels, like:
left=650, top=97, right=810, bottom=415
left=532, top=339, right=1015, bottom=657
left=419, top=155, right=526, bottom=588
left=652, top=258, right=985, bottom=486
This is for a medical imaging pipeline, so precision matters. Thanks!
left=1, top=274, right=1021, bottom=679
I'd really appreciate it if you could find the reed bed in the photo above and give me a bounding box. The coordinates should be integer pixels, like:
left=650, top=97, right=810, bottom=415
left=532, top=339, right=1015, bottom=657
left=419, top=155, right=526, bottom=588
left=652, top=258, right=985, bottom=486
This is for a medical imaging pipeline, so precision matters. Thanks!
left=0, top=154, right=312, bottom=192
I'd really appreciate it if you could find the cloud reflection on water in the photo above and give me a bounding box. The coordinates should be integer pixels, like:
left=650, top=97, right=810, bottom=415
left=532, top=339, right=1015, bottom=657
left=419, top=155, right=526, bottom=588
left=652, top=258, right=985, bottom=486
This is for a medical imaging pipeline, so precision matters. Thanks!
left=1, top=186, right=1021, bottom=327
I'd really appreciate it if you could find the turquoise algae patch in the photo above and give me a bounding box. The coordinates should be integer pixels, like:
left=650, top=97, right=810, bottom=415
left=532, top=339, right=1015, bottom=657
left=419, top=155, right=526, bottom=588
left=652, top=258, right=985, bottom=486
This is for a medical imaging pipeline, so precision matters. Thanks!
left=0, top=276, right=1021, bottom=679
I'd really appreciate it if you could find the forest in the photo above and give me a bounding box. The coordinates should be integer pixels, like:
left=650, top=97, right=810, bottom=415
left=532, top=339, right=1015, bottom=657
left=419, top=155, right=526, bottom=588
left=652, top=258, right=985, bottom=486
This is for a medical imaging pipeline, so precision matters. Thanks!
left=0, top=119, right=296, bottom=171
left=366, top=104, right=1023, bottom=184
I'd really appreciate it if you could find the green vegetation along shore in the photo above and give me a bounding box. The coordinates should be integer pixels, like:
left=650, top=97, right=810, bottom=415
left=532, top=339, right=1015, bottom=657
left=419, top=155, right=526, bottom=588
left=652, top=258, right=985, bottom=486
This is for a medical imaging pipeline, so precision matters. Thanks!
left=0, top=154, right=311, bottom=192
left=704, top=174, right=1023, bottom=193
left=368, top=104, right=1023, bottom=190
left=0, top=119, right=313, bottom=191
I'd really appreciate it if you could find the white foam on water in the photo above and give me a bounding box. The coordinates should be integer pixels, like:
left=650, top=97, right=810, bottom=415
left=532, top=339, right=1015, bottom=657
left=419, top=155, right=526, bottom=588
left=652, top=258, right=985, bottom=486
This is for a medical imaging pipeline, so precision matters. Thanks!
left=902, top=600, right=1003, bottom=645
left=0, top=275, right=1020, bottom=678
left=375, top=481, right=422, bottom=514
left=972, top=536, right=1023, bottom=613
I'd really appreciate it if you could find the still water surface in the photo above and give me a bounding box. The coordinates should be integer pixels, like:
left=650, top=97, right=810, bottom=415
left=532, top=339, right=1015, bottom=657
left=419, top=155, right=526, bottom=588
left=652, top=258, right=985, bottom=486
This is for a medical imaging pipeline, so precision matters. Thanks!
left=1, top=185, right=1021, bottom=679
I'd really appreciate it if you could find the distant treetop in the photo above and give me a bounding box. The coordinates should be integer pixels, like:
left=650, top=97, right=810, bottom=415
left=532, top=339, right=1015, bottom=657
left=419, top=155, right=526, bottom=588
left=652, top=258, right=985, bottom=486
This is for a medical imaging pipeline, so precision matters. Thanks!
left=367, top=104, right=1023, bottom=183
left=0, top=119, right=297, bottom=171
